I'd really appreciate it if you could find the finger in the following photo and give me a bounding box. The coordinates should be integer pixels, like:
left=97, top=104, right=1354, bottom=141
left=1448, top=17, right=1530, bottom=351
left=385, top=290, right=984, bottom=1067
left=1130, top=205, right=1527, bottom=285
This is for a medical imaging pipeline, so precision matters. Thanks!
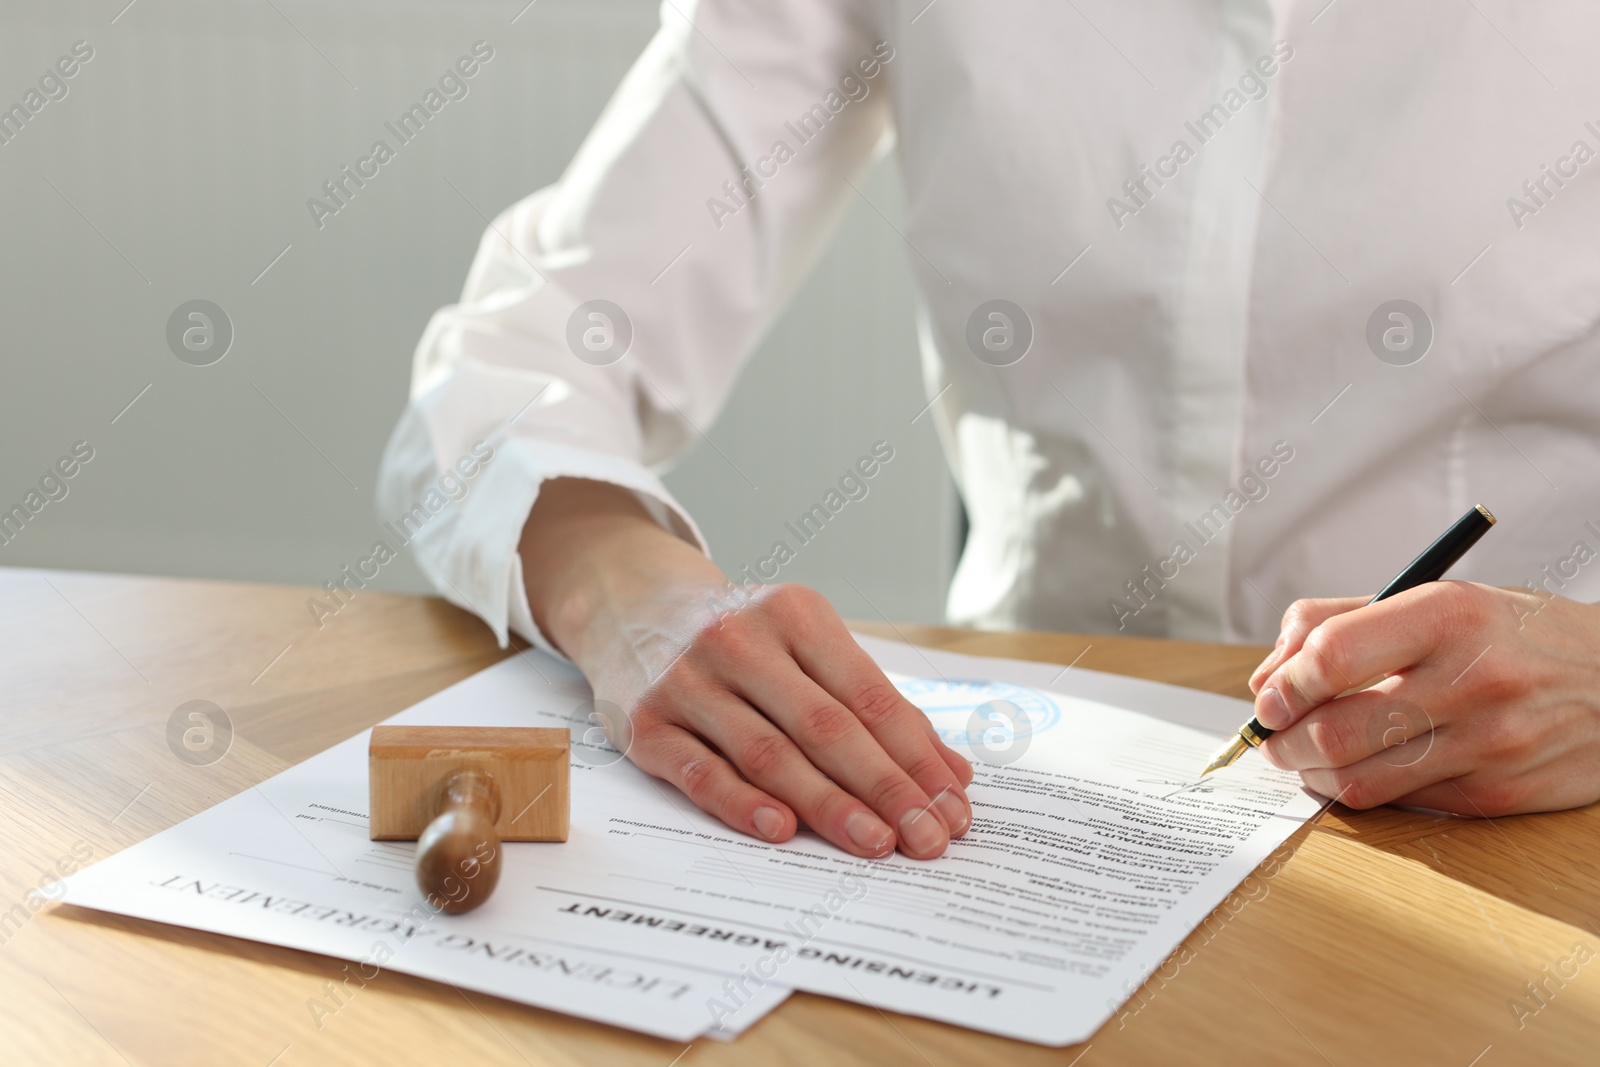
left=735, top=666, right=957, bottom=857
left=888, top=688, right=974, bottom=787
left=1254, top=586, right=1457, bottom=731
left=1388, top=719, right=1600, bottom=817
left=1248, top=634, right=1289, bottom=697
left=1259, top=687, right=1437, bottom=771
left=762, top=587, right=975, bottom=811
left=786, top=632, right=974, bottom=837
left=680, top=690, right=900, bottom=859
left=1295, top=730, right=1466, bottom=812
left=630, top=723, right=798, bottom=843
left=1249, top=597, right=1367, bottom=694
left=895, top=705, right=977, bottom=788
left=1386, top=776, right=1536, bottom=818
left=927, top=721, right=976, bottom=787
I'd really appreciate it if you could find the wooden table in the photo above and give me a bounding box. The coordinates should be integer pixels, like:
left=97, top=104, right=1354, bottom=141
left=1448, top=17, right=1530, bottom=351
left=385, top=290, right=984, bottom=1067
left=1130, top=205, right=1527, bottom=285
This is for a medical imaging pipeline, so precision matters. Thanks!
left=3, top=568, right=1597, bottom=1065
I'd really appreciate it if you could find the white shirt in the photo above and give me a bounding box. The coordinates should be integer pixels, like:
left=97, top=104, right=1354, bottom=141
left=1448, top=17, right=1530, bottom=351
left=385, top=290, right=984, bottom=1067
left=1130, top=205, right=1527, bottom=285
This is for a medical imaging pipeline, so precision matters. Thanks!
left=377, top=0, right=1600, bottom=654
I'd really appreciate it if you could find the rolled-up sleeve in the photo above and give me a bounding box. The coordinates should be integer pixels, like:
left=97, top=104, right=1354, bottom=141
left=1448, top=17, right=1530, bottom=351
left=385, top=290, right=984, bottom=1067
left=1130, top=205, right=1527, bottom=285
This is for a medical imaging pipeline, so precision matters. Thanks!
left=377, top=0, right=894, bottom=653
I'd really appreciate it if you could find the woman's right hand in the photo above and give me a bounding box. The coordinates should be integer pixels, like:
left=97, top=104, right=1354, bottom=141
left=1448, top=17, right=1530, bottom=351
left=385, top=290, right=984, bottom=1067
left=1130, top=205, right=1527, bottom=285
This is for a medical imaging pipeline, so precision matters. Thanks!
left=519, top=478, right=973, bottom=860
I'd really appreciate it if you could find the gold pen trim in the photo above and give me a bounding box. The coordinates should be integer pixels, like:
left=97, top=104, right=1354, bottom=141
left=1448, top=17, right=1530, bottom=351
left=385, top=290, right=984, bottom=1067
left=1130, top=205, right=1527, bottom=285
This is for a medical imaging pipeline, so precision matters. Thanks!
left=1239, top=721, right=1270, bottom=748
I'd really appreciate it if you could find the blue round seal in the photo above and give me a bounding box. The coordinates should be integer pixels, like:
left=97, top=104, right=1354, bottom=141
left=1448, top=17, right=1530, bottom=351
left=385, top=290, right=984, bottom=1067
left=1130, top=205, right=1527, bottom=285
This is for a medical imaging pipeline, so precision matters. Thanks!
left=893, top=678, right=1060, bottom=750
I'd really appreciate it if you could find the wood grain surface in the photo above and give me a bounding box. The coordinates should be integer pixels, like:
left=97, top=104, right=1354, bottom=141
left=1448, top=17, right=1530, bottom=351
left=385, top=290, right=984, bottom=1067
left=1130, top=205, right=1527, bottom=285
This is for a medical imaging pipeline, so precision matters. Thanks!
left=2, top=568, right=1596, bottom=1066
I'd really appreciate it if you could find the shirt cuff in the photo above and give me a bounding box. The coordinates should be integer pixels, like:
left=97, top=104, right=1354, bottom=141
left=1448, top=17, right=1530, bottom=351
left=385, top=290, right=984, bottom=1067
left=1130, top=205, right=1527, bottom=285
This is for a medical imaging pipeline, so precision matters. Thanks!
left=377, top=405, right=708, bottom=658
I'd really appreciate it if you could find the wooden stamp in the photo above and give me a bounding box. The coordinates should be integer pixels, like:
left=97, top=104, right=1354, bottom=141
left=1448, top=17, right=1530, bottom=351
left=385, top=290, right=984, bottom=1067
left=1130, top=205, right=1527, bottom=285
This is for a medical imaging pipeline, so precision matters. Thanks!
left=369, top=725, right=569, bottom=914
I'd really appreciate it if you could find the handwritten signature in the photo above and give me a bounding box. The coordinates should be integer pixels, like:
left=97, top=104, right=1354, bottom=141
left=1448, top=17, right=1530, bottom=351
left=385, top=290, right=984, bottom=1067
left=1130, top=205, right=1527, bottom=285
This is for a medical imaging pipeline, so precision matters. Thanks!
left=1138, top=777, right=1283, bottom=803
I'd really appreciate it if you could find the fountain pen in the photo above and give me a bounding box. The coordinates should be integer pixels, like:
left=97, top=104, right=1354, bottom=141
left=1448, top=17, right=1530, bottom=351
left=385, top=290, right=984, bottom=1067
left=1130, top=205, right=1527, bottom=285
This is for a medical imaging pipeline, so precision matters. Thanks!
left=1200, top=503, right=1497, bottom=776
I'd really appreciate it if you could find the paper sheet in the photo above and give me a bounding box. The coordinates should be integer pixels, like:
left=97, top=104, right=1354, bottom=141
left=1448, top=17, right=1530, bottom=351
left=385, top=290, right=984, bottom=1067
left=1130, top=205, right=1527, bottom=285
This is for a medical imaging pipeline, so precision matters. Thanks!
left=58, top=659, right=789, bottom=1042
left=62, top=635, right=1322, bottom=1046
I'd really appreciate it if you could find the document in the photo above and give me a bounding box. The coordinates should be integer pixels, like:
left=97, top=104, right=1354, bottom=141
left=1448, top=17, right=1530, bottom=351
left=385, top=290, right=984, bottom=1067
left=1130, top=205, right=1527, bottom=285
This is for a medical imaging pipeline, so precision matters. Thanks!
left=61, top=635, right=1323, bottom=1046
left=58, top=669, right=789, bottom=1041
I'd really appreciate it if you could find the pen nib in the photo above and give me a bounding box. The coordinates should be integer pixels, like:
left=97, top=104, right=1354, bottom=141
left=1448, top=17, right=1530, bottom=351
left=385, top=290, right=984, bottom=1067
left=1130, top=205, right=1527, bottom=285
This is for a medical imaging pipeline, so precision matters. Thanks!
left=1199, top=735, right=1250, bottom=777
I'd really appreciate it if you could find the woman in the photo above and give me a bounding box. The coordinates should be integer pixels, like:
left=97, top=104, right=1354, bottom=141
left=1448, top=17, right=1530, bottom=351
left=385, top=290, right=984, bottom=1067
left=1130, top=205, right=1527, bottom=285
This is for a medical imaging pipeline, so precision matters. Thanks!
left=380, top=1, right=1600, bottom=860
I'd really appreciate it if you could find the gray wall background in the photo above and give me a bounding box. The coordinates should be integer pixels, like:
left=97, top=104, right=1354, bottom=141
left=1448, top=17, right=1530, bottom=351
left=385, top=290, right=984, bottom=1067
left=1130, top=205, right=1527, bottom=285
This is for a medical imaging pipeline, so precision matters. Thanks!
left=0, top=0, right=959, bottom=626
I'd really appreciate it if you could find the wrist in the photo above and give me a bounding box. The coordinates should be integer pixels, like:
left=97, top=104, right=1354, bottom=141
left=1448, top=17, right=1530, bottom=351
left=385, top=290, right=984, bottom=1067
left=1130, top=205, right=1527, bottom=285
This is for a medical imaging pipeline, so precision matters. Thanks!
left=518, top=478, right=724, bottom=671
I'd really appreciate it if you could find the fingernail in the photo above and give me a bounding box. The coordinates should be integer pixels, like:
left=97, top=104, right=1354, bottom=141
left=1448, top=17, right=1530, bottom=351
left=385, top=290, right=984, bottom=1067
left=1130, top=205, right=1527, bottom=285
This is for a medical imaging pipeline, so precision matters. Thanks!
left=934, top=791, right=970, bottom=836
left=898, top=806, right=948, bottom=856
left=1257, top=687, right=1292, bottom=730
left=752, top=806, right=785, bottom=841
left=845, top=810, right=893, bottom=854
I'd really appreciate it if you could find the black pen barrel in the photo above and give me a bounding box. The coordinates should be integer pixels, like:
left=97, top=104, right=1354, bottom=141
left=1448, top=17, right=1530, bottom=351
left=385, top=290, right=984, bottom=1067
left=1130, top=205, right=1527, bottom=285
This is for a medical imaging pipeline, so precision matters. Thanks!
left=1368, top=504, right=1496, bottom=605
